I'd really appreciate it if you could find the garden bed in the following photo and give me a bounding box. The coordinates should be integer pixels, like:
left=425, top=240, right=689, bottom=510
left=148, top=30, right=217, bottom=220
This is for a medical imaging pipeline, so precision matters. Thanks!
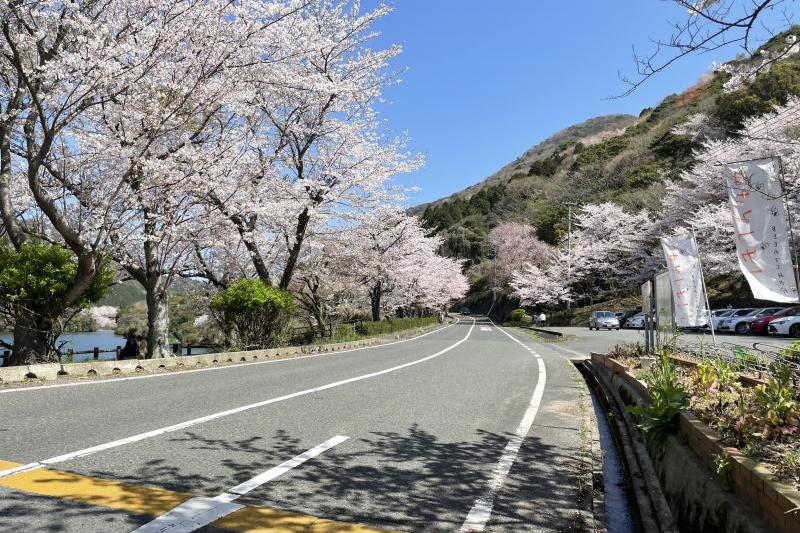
left=593, top=347, right=800, bottom=533
left=607, top=343, right=800, bottom=493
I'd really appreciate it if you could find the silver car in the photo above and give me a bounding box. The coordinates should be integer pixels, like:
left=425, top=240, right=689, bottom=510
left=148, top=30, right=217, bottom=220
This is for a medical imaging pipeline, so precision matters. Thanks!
left=590, top=310, right=620, bottom=330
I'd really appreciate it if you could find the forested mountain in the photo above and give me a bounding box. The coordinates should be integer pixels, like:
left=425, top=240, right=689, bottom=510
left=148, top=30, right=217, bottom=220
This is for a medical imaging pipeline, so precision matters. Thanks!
left=418, top=27, right=800, bottom=307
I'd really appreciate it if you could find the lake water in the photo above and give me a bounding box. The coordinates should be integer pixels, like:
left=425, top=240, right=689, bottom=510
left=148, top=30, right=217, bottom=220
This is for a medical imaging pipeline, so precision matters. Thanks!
left=0, top=330, right=217, bottom=365
left=0, top=330, right=126, bottom=364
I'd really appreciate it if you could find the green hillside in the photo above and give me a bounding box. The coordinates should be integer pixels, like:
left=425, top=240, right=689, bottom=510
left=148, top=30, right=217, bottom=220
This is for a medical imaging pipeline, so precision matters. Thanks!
left=97, top=280, right=146, bottom=308
left=420, top=27, right=800, bottom=308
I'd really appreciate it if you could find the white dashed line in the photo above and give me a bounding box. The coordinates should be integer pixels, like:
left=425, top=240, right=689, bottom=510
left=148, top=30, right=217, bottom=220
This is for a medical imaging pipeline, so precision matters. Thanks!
left=132, top=436, right=349, bottom=533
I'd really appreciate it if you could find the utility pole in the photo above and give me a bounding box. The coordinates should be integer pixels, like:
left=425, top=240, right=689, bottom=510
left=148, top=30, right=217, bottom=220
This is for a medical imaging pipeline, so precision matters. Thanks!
left=563, top=201, right=577, bottom=310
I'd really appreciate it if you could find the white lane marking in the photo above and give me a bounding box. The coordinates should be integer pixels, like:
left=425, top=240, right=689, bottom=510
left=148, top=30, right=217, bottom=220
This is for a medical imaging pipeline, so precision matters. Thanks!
left=0, top=320, right=475, bottom=479
left=224, top=435, right=349, bottom=497
left=131, top=498, right=244, bottom=533
left=0, top=322, right=457, bottom=395
left=479, top=326, right=492, bottom=332
left=132, top=436, right=349, bottom=533
left=460, top=321, right=547, bottom=533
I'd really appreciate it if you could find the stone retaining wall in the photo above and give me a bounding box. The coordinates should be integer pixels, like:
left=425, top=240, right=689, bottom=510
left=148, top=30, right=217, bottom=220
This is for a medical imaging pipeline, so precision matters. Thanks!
left=0, top=322, right=446, bottom=386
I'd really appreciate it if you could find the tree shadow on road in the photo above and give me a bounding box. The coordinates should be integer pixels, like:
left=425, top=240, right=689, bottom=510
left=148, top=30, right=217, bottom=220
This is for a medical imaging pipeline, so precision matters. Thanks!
left=0, top=423, right=589, bottom=533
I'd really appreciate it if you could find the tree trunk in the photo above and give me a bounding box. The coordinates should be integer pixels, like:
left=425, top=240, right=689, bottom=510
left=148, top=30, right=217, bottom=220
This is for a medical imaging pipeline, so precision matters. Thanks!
left=7, top=311, right=52, bottom=366
left=370, top=282, right=382, bottom=322
left=145, top=285, right=171, bottom=359
left=279, top=207, right=310, bottom=290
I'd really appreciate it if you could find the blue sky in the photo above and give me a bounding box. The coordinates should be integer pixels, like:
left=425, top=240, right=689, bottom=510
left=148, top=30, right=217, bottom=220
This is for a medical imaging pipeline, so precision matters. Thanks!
left=363, top=1, right=792, bottom=205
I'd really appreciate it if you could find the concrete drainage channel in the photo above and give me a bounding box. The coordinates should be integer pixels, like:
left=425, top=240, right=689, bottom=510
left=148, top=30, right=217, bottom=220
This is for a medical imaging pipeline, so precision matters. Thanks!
left=574, top=359, right=675, bottom=533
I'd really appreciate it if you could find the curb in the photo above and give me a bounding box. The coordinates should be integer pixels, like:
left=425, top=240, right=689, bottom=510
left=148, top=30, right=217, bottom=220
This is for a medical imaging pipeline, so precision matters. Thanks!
left=0, top=321, right=450, bottom=388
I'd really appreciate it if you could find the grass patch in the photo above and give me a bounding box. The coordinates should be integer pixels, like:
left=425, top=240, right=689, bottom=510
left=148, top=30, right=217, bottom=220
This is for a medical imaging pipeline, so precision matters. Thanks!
left=312, top=316, right=440, bottom=346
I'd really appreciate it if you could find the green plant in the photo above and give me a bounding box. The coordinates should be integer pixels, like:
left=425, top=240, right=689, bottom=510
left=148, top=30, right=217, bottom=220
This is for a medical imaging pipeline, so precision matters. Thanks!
left=741, top=441, right=758, bottom=457
left=713, top=453, right=731, bottom=477
left=210, top=279, right=294, bottom=349
left=733, top=347, right=758, bottom=370
left=0, top=242, right=114, bottom=363
left=776, top=448, right=800, bottom=483
left=629, top=356, right=690, bottom=451
left=696, top=359, right=739, bottom=391
left=782, top=340, right=800, bottom=363
left=506, top=308, right=531, bottom=325
left=754, top=364, right=799, bottom=427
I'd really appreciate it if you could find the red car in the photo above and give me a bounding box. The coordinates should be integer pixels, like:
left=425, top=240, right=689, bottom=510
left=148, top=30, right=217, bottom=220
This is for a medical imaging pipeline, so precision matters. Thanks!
left=749, top=306, right=800, bottom=334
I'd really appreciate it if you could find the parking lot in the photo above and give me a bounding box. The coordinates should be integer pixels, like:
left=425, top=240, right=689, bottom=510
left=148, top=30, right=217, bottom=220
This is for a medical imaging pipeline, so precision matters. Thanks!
left=546, top=326, right=798, bottom=352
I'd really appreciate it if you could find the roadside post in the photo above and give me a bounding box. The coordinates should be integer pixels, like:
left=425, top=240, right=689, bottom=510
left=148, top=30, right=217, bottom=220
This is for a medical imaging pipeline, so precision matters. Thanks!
left=691, top=229, right=717, bottom=346
left=641, top=279, right=653, bottom=353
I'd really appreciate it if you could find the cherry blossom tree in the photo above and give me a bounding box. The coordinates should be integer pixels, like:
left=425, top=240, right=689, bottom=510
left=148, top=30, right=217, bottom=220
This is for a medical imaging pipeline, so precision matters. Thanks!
left=206, top=0, right=420, bottom=293
left=569, top=203, right=652, bottom=286
left=349, top=212, right=467, bottom=320
left=291, top=232, right=363, bottom=332
left=510, top=262, right=571, bottom=307
left=70, top=0, right=305, bottom=358
left=488, top=222, right=555, bottom=292
left=661, top=97, right=800, bottom=274
left=0, top=0, right=219, bottom=361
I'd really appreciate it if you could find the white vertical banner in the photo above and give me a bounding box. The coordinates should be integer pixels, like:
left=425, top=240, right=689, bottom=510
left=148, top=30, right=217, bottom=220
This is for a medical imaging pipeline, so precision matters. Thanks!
left=724, top=157, right=799, bottom=303
left=661, top=235, right=708, bottom=328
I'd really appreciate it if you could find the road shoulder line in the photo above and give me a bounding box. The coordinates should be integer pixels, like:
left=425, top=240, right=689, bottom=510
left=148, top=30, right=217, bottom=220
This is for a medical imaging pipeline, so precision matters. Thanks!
left=460, top=321, right=547, bottom=532
left=0, top=319, right=476, bottom=479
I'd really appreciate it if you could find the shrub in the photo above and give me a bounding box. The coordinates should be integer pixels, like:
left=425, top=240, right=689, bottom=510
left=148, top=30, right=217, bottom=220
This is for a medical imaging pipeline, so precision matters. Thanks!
left=210, top=279, right=294, bottom=349
left=0, top=242, right=112, bottom=310
left=506, top=308, right=531, bottom=325
left=623, top=162, right=666, bottom=189
left=571, top=136, right=629, bottom=169
left=0, top=242, right=113, bottom=361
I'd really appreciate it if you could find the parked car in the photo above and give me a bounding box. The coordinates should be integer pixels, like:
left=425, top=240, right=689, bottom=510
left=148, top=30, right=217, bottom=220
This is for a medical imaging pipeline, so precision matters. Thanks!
left=718, top=308, right=782, bottom=334
left=589, top=310, right=620, bottom=330
left=750, top=306, right=800, bottom=334
left=617, top=309, right=640, bottom=327
left=708, top=309, right=737, bottom=331
left=624, top=312, right=645, bottom=329
left=768, top=314, right=800, bottom=337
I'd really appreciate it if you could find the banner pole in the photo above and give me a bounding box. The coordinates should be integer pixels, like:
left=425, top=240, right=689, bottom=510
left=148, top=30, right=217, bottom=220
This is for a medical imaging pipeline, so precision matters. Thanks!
left=777, top=156, right=800, bottom=300
left=692, top=229, right=717, bottom=346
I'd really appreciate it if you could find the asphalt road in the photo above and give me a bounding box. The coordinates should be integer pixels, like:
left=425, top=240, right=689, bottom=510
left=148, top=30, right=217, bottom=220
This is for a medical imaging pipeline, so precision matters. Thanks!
left=0, top=317, right=642, bottom=533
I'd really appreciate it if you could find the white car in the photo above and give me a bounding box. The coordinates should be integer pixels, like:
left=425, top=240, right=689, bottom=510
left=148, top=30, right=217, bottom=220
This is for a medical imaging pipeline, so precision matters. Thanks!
left=767, top=315, right=800, bottom=337
left=625, top=312, right=645, bottom=328
left=719, top=308, right=782, bottom=334
left=708, top=309, right=736, bottom=331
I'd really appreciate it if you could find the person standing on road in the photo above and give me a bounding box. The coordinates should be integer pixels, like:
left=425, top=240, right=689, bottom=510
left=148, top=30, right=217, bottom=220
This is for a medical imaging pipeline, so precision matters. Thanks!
left=539, top=312, right=547, bottom=327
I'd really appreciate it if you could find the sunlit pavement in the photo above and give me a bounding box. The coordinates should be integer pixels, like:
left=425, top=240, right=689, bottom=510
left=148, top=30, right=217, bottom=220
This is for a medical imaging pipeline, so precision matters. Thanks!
left=0, top=317, right=598, bottom=532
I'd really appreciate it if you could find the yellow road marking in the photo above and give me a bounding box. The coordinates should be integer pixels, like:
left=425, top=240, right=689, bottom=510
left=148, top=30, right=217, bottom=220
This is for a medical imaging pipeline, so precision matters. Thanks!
left=0, top=459, right=398, bottom=532
left=0, top=459, right=192, bottom=516
left=0, top=460, right=19, bottom=470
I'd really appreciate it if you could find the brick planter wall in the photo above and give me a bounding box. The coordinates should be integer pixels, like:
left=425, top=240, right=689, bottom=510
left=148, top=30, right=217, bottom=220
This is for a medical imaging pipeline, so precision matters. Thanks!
left=591, top=352, right=800, bottom=533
